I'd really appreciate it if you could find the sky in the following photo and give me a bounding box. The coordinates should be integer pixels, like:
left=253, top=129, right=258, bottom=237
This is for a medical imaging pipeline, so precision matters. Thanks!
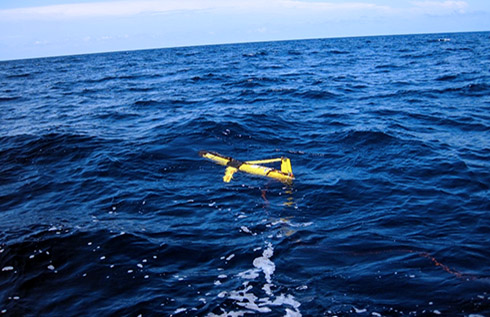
left=0, top=0, right=489, bottom=61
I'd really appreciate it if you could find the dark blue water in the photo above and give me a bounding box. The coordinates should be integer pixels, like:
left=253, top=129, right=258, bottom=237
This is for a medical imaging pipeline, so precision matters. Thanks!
left=1, top=32, right=489, bottom=316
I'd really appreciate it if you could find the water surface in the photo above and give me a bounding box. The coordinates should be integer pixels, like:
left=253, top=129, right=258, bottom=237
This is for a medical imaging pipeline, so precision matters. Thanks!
left=1, top=32, right=489, bottom=316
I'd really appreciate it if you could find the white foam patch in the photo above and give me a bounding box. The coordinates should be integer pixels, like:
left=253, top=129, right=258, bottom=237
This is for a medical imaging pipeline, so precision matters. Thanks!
left=353, top=306, right=367, bottom=313
left=240, top=226, right=257, bottom=236
left=285, top=307, right=302, bottom=317
left=217, top=242, right=302, bottom=316
left=226, top=284, right=302, bottom=315
left=208, top=310, right=248, bottom=317
left=237, top=269, right=259, bottom=280
left=262, top=283, right=273, bottom=296
left=252, top=243, right=275, bottom=284
left=217, top=291, right=227, bottom=298
left=269, top=294, right=301, bottom=310
left=240, top=226, right=252, bottom=234
left=229, top=286, right=272, bottom=313
left=174, top=307, right=186, bottom=314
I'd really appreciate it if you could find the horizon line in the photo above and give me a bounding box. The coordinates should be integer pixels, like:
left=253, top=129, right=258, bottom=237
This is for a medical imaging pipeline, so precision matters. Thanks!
left=2, top=29, right=488, bottom=63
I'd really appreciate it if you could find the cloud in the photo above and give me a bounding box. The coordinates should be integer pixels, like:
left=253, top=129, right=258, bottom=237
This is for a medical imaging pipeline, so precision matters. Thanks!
left=410, top=1, right=468, bottom=14
left=0, top=0, right=392, bottom=21
left=0, top=0, right=474, bottom=24
left=34, top=40, right=50, bottom=46
left=0, top=1, right=199, bottom=19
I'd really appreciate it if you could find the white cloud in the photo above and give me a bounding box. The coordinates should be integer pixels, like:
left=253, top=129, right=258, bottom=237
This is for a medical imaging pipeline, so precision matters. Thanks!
left=0, top=1, right=197, bottom=19
left=0, top=0, right=392, bottom=21
left=34, top=40, right=49, bottom=45
left=410, top=1, right=468, bottom=14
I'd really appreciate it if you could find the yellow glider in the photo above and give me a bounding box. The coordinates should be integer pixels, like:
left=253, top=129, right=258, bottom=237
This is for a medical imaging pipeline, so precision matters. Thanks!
left=199, top=151, right=294, bottom=184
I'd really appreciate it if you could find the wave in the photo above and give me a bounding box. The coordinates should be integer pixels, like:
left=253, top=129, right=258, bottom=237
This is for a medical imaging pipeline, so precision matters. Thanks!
left=375, top=64, right=403, bottom=69
left=225, top=76, right=286, bottom=89
left=0, top=228, right=178, bottom=314
left=401, top=53, right=434, bottom=59
left=80, top=88, right=99, bottom=94
left=242, top=51, right=268, bottom=57
left=0, top=133, right=102, bottom=166
left=445, top=47, right=473, bottom=52
left=436, top=74, right=459, bottom=81
left=361, top=82, right=490, bottom=101
left=461, top=83, right=490, bottom=94
left=95, top=111, right=140, bottom=121
left=327, top=50, right=349, bottom=55
left=133, top=97, right=201, bottom=108
left=293, top=89, right=338, bottom=100
left=191, top=73, right=218, bottom=81
left=128, top=87, right=154, bottom=93
left=6, top=73, right=31, bottom=79
left=83, top=75, right=119, bottom=84
left=133, top=100, right=161, bottom=106
left=83, top=73, right=162, bottom=84
left=332, top=130, right=399, bottom=147
left=0, top=96, right=21, bottom=102
left=409, top=112, right=489, bottom=132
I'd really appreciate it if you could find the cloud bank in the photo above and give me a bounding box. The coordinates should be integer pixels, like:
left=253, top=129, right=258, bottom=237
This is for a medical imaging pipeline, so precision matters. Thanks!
left=0, top=0, right=446, bottom=20
left=411, top=1, right=469, bottom=14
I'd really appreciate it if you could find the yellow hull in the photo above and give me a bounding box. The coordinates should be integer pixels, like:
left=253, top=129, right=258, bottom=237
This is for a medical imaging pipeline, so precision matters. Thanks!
left=199, top=151, right=294, bottom=184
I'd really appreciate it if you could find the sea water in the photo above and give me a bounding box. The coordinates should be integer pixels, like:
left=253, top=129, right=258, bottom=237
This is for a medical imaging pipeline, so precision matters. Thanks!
left=1, top=32, right=489, bottom=315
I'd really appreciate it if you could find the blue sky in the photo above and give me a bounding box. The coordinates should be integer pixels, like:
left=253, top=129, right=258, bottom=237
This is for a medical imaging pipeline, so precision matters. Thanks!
left=1, top=0, right=489, bottom=61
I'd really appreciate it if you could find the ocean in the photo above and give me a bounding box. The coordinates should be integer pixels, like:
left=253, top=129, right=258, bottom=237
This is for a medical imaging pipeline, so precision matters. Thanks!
left=1, top=31, right=489, bottom=316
